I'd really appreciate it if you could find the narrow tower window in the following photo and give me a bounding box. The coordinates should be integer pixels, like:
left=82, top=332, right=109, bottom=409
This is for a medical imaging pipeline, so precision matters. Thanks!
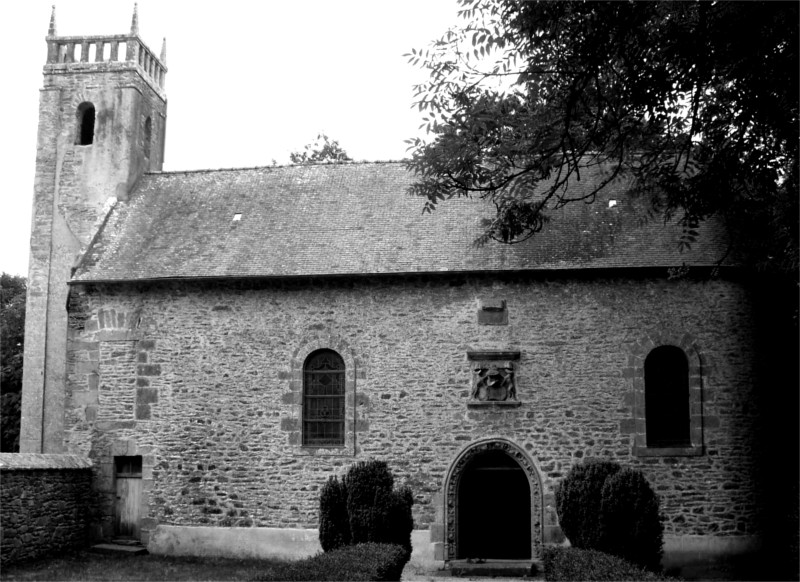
left=76, top=102, right=95, bottom=145
left=143, top=116, right=152, bottom=159
left=644, top=345, right=691, bottom=447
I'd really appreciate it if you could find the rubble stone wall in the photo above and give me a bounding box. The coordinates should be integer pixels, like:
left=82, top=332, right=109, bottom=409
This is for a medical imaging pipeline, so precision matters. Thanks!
left=0, top=454, right=93, bottom=565
left=63, top=274, right=764, bottom=545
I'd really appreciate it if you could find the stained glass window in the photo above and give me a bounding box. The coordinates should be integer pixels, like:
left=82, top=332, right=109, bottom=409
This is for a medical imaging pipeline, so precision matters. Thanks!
left=303, top=350, right=345, bottom=446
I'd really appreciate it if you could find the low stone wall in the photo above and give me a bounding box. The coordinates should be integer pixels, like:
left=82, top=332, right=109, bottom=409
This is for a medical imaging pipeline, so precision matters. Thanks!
left=147, top=525, right=761, bottom=579
left=148, top=525, right=437, bottom=566
left=662, top=534, right=763, bottom=580
left=0, top=454, right=93, bottom=565
left=148, top=525, right=322, bottom=561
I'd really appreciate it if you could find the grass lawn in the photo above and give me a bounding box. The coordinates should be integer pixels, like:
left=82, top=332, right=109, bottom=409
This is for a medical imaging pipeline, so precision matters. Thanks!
left=0, top=551, right=286, bottom=581
left=1, top=543, right=409, bottom=582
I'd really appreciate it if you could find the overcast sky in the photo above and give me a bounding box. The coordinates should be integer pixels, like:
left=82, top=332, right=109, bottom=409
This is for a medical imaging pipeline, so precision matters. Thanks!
left=0, top=0, right=461, bottom=276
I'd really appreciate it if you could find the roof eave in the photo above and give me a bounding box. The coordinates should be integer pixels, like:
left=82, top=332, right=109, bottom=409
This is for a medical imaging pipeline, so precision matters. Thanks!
left=68, top=264, right=740, bottom=286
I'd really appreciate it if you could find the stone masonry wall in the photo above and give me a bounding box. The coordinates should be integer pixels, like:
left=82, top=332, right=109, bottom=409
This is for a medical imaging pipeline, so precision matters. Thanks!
left=63, top=274, right=764, bottom=545
left=0, top=454, right=93, bottom=565
left=22, top=60, right=166, bottom=454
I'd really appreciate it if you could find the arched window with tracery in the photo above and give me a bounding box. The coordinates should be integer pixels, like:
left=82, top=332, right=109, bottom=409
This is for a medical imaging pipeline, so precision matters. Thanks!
left=76, top=102, right=95, bottom=145
left=303, top=349, right=345, bottom=446
left=645, top=345, right=690, bottom=447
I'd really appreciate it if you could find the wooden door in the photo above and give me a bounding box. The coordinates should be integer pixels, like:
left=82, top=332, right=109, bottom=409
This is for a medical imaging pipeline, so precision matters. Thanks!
left=115, top=456, right=142, bottom=539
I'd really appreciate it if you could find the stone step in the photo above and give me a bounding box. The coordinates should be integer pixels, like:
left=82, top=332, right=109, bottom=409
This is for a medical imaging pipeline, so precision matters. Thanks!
left=89, top=543, right=149, bottom=556
left=449, top=559, right=542, bottom=578
left=111, top=538, right=144, bottom=546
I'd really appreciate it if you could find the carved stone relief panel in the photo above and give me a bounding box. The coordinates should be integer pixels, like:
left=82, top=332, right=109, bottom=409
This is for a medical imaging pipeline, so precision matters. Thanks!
left=467, top=351, right=521, bottom=403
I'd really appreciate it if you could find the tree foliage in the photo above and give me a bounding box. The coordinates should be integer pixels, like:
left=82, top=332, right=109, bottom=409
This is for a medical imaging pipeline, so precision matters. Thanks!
left=1, top=273, right=26, bottom=452
left=405, top=1, right=798, bottom=275
left=290, top=133, right=353, bottom=164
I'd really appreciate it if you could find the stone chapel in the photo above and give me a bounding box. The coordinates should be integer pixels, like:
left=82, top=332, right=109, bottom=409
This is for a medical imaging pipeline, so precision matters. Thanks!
left=19, top=6, right=786, bottom=575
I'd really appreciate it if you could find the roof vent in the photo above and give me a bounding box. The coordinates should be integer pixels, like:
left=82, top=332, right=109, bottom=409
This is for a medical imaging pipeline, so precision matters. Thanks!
left=608, top=199, right=617, bottom=208
left=232, top=213, right=242, bottom=222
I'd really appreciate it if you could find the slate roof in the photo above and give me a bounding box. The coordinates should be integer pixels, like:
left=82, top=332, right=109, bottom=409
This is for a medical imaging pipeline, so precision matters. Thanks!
left=73, top=161, right=731, bottom=282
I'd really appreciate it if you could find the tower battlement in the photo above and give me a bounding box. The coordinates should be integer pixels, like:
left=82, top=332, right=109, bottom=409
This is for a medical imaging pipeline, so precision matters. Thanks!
left=45, top=34, right=167, bottom=95
left=44, top=4, right=166, bottom=96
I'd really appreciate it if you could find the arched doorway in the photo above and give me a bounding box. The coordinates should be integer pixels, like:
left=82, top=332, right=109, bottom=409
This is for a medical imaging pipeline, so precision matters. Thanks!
left=458, top=449, right=530, bottom=559
left=444, top=438, right=543, bottom=562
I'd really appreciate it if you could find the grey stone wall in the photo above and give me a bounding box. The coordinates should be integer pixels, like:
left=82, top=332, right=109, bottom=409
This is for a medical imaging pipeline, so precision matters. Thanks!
left=63, top=274, right=764, bottom=545
left=0, top=454, right=93, bottom=565
left=22, top=53, right=166, bottom=454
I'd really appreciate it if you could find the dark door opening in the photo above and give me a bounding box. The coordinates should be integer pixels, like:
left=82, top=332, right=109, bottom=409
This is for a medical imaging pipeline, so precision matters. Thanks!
left=457, top=450, right=531, bottom=560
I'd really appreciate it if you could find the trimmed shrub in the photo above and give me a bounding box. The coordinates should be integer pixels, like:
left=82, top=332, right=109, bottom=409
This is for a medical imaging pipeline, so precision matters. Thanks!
left=599, top=468, right=664, bottom=571
left=329, top=542, right=408, bottom=582
left=252, top=543, right=408, bottom=581
left=318, top=460, right=414, bottom=569
left=344, top=460, right=395, bottom=544
left=543, top=546, right=676, bottom=582
left=389, top=485, right=414, bottom=557
left=318, top=475, right=350, bottom=552
left=372, top=485, right=414, bottom=557
left=555, top=459, right=665, bottom=572
left=555, top=459, right=621, bottom=549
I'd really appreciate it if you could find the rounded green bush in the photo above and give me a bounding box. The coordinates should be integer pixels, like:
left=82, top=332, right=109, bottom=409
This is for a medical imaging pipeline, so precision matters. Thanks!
left=319, top=475, right=350, bottom=552
left=372, top=485, right=414, bottom=558
left=543, top=546, right=674, bottom=582
left=391, top=485, right=414, bottom=557
left=344, top=460, right=394, bottom=544
left=253, top=542, right=408, bottom=581
left=319, top=460, right=414, bottom=566
left=555, top=459, right=621, bottom=549
left=599, top=468, right=664, bottom=571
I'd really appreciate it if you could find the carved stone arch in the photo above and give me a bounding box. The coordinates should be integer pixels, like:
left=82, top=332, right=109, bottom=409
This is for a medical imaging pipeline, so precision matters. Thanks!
left=443, top=436, right=544, bottom=562
left=292, top=333, right=358, bottom=376
left=624, top=330, right=711, bottom=456
left=284, top=332, right=363, bottom=455
left=68, top=91, right=92, bottom=111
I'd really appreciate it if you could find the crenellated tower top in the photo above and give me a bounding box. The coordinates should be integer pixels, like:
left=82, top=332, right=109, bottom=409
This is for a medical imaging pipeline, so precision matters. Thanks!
left=44, top=4, right=167, bottom=96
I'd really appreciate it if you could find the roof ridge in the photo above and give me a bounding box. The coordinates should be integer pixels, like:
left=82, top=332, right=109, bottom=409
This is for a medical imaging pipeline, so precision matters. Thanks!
left=146, top=159, right=409, bottom=176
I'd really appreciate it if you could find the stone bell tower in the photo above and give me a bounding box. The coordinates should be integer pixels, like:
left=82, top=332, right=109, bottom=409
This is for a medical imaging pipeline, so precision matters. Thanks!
left=21, top=5, right=167, bottom=452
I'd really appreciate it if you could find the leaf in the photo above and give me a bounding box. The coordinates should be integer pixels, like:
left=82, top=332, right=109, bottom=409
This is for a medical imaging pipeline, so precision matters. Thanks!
left=403, top=0, right=799, bottom=276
